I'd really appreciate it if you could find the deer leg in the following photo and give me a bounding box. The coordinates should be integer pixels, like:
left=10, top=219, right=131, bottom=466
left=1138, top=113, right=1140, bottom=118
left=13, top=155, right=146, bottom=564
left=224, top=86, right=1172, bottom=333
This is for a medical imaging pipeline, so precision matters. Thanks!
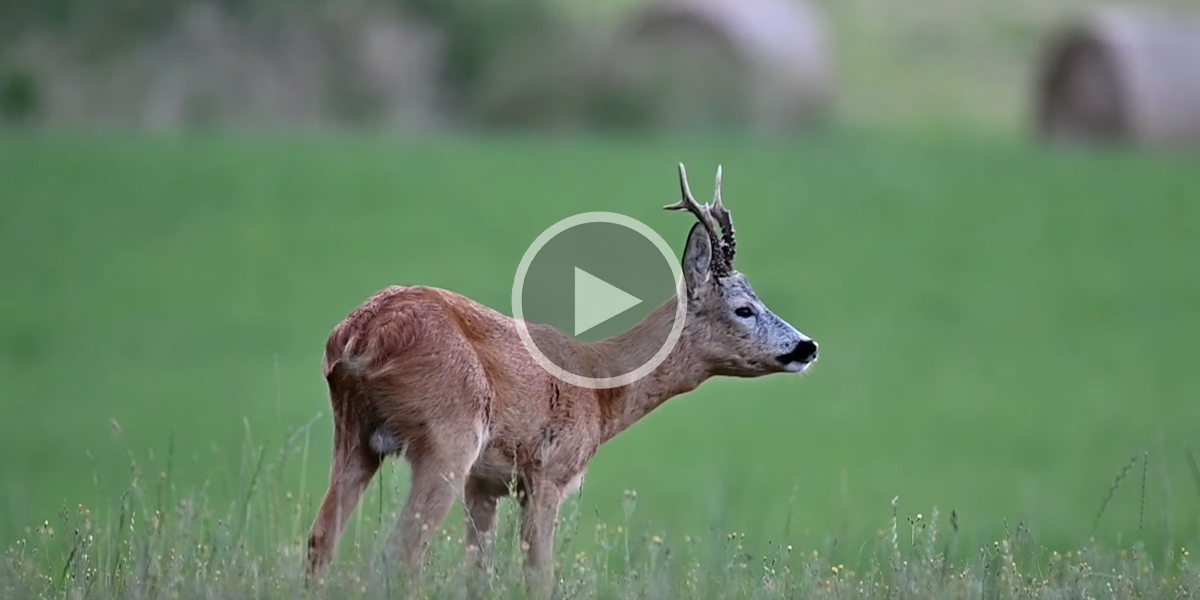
left=305, top=433, right=382, bottom=585
left=463, top=476, right=500, bottom=598
left=519, top=479, right=563, bottom=600
left=385, top=432, right=481, bottom=587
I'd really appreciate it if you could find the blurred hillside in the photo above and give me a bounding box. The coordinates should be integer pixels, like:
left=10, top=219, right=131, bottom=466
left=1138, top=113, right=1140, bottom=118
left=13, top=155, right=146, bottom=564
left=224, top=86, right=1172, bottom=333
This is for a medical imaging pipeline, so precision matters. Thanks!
left=1, top=0, right=1194, bottom=135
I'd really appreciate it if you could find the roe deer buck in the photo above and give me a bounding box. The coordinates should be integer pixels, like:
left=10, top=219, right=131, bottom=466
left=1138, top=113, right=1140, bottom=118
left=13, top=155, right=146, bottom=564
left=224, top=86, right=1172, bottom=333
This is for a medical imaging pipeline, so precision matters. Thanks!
left=304, top=163, right=819, bottom=597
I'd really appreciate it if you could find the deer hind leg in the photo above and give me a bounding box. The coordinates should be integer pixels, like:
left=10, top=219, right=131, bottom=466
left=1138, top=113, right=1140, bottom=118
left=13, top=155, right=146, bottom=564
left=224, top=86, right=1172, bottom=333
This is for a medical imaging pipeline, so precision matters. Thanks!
left=305, top=425, right=382, bottom=584
left=385, top=422, right=486, bottom=586
left=463, top=475, right=502, bottom=598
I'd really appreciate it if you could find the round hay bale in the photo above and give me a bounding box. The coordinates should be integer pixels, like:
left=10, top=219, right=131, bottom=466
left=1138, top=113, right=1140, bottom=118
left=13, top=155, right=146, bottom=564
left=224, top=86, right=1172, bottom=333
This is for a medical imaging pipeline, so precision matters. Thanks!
left=607, top=0, right=835, bottom=134
left=1035, top=5, right=1200, bottom=149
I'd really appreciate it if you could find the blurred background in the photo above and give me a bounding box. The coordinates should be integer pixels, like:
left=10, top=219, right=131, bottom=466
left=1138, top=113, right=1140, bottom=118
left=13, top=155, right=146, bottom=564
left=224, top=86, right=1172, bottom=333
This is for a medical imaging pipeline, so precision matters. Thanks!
left=2, top=0, right=1200, bottom=565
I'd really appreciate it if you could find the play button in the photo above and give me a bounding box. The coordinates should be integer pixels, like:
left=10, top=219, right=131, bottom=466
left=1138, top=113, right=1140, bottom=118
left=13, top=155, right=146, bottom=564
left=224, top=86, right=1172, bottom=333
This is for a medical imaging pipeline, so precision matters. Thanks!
left=574, top=267, right=642, bottom=336
left=512, top=211, right=687, bottom=389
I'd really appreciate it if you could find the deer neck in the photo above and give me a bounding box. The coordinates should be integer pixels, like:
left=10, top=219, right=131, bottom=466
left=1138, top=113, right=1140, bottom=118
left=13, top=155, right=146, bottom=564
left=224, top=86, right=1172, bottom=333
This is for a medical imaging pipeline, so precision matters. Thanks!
left=588, top=297, right=712, bottom=442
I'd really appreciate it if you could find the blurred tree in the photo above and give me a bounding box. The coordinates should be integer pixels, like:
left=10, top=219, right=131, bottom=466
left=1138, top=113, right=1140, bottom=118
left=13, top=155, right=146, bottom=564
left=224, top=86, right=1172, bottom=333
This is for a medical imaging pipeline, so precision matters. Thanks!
left=0, top=68, right=39, bottom=123
left=391, top=0, right=561, bottom=118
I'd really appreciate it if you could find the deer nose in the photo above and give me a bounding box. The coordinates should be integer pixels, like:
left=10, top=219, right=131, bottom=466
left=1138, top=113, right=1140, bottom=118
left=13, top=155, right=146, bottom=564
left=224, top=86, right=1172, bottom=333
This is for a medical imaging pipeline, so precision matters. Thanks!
left=793, top=339, right=818, bottom=362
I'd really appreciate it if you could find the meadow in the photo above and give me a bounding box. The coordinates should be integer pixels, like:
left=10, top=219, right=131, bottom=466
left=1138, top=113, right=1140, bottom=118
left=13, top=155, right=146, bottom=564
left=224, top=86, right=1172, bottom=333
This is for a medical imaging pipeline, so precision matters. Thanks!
left=2, top=130, right=1200, bottom=598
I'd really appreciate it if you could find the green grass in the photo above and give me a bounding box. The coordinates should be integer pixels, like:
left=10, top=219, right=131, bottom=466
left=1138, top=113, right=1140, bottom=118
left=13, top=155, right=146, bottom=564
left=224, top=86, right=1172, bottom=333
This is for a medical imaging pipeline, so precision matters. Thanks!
left=4, top=433, right=1197, bottom=600
left=3, top=437, right=1199, bottom=600
left=2, top=131, right=1200, bottom=592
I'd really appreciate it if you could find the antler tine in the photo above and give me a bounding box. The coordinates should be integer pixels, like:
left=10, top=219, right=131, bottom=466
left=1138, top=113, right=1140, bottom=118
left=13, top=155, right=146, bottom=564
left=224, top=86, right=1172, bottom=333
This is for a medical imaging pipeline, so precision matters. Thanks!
left=709, top=164, right=736, bottom=266
left=665, top=164, right=719, bottom=235
left=665, top=162, right=730, bottom=277
left=664, top=163, right=705, bottom=216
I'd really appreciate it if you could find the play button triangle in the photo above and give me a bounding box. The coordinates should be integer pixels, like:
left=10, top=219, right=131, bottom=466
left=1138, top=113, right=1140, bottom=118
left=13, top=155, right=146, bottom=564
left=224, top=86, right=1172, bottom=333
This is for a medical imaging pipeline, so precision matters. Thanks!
left=574, top=267, right=643, bottom=336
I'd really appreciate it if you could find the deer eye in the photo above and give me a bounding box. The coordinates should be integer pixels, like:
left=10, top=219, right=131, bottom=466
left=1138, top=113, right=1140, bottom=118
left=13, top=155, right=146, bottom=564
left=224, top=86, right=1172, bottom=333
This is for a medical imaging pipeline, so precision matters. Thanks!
left=734, top=307, right=754, bottom=319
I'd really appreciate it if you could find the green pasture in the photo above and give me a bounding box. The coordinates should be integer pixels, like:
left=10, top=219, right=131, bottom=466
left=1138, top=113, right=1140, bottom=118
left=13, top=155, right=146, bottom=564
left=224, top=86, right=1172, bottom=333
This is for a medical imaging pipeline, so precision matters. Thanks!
left=1, top=131, right=1199, bottom=566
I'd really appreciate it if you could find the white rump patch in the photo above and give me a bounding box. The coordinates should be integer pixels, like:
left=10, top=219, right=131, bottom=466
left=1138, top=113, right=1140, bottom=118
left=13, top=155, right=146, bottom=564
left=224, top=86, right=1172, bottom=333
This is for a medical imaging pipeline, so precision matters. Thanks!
left=369, top=429, right=404, bottom=456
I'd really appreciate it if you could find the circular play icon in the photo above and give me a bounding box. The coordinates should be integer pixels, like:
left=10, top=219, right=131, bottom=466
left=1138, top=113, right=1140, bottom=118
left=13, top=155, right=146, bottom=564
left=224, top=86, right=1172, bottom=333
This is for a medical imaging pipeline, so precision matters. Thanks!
left=511, top=212, right=687, bottom=389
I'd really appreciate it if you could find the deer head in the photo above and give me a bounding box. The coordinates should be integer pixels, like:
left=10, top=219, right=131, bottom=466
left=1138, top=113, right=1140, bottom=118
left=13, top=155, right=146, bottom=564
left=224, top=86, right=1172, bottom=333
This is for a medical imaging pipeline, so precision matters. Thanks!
left=666, top=163, right=818, bottom=377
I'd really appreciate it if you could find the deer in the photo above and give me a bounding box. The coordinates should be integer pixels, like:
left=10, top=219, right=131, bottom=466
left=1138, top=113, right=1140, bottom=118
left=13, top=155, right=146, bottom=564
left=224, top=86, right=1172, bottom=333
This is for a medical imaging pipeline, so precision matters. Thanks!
left=304, top=163, right=820, bottom=598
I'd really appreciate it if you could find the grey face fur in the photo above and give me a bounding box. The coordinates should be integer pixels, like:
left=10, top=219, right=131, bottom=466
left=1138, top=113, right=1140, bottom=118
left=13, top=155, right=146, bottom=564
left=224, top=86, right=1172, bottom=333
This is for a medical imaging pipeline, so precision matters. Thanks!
left=670, top=164, right=818, bottom=377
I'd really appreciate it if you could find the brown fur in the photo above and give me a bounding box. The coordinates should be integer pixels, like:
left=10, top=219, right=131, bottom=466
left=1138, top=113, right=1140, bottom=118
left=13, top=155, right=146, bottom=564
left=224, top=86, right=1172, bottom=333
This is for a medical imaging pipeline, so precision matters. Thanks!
left=304, top=164, right=818, bottom=598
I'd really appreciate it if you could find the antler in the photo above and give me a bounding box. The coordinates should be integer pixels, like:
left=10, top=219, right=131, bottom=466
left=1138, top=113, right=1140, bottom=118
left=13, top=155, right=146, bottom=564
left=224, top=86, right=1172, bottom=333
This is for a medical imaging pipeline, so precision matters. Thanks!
left=709, top=165, right=736, bottom=267
left=664, top=163, right=737, bottom=278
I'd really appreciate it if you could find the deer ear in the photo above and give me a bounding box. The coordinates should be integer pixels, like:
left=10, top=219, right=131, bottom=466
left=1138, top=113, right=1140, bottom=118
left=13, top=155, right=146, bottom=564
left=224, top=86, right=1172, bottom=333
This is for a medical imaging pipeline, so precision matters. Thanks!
left=682, top=222, right=713, bottom=297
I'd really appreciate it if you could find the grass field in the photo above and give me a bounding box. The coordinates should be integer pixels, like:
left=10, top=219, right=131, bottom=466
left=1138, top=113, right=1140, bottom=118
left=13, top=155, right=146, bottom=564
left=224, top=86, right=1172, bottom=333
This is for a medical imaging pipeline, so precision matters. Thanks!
left=2, top=130, right=1200, bottom=596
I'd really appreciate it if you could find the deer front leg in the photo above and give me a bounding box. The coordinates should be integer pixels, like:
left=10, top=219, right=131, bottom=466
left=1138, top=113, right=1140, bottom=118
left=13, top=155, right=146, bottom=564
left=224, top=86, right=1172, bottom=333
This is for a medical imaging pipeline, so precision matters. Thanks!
left=519, top=479, right=562, bottom=600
